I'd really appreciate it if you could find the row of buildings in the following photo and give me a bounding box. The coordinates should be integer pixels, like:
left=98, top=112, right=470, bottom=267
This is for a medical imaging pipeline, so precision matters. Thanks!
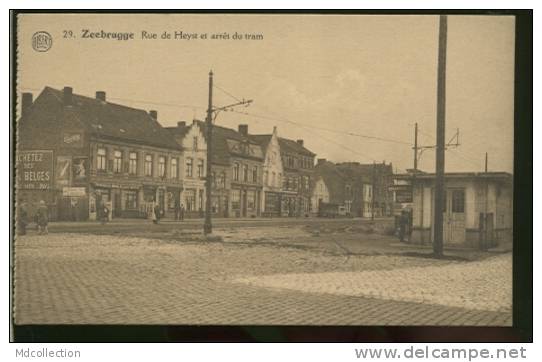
left=16, top=86, right=393, bottom=222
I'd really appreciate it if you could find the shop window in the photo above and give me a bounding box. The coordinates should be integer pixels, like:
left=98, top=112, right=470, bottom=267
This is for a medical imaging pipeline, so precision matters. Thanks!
left=158, top=156, right=166, bottom=177
left=247, top=190, right=256, bottom=210
left=170, top=158, right=178, bottom=179
left=231, top=189, right=240, bottom=210
left=125, top=190, right=138, bottom=210
left=129, top=152, right=138, bottom=175
left=144, top=154, right=153, bottom=176
left=451, top=189, right=465, bottom=213
left=185, top=189, right=196, bottom=211
left=97, top=148, right=107, bottom=171
left=186, top=158, right=193, bottom=178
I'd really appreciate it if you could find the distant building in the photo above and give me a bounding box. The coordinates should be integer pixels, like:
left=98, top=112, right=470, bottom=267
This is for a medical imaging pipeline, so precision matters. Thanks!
left=278, top=138, right=316, bottom=216
left=16, top=87, right=183, bottom=221
left=165, top=120, right=208, bottom=217
left=310, top=175, right=330, bottom=213
left=395, top=172, right=513, bottom=248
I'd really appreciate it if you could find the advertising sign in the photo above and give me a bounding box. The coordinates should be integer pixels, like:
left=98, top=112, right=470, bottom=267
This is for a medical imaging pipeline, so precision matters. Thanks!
left=62, top=187, right=87, bottom=197
left=395, top=190, right=413, bottom=203
left=62, top=132, right=83, bottom=148
left=55, top=156, right=72, bottom=187
left=72, top=156, right=88, bottom=184
left=16, top=150, right=53, bottom=190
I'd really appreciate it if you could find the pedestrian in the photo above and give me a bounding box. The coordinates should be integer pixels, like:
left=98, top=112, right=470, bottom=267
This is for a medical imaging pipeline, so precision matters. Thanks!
left=180, top=203, right=185, bottom=221
left=17, top=199, right=28, bottom=236
left=174, top=201, right=180, bottom=221
left=36, top=200, right=49, bottom=235
left=101, top=204, right=110, bottom=225
left=153, top=202, right=161, bottom=224
left=398, top=210, right=410, bottom=242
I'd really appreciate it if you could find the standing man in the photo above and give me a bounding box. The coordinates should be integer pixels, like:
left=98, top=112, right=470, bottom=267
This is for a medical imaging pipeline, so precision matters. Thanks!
left=180, top=203, right=185, bottom=221
left=153, top=202, right=161, bottom=224
left=17, top=199, right=28, bottom=235
left=36, top=200, right=49, bottom=235
left=174, top=200, right=180, bottom=221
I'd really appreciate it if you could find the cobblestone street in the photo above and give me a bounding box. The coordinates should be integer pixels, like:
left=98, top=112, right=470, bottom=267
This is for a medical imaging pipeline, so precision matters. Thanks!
left=13, top=226, right=512, bottom=326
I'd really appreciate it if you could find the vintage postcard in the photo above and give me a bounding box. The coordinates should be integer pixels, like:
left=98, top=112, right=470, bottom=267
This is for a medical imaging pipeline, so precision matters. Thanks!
left=13, top=12, right=516, bottom=328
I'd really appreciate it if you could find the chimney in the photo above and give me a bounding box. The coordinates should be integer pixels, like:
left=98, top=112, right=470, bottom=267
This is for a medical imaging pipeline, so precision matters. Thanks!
left=317, top=158, right=326, bottom=165
left=95, top=91, right=106, bottom=102
left=296, top=139, right=304, bottom=147
left=238, top=124, right=248, bottom=136
left=177, top=121, right=186, bottom=129
left=272, top=126, right=277, bottom=135
left=21, top=92, right=33, bottom=117
left=63, top=86, right=73, bottom=106
left=149, top=110, right=157, bottom=120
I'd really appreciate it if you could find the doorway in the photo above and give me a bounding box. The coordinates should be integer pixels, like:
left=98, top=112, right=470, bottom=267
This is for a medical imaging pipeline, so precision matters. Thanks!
left=443, top=188, right=466, bottom=244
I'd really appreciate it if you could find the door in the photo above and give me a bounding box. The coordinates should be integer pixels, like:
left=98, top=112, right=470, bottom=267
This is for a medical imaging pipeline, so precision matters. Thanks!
left=113, top=191, right=121, bottom=218
left=444, top=188, right=466, bottom=244
left=241, top=190, right=247, bottom=217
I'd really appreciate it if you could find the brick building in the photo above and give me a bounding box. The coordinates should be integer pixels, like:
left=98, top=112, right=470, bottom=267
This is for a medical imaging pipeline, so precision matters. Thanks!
left=16, top=86, right=183, bottom=221
left=278, top=138, right=315, bottom=216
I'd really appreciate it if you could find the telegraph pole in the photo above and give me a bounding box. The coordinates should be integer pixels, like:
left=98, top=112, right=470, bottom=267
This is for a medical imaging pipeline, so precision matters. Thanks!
left=413, top=122, right=418, bottom=172
left=372, top=161, right=376, bottom=221
left=433, top=15, right=447, bottom=258
left=203, top=71, right=214, bottom=235
left=202, top=71, right=252, bottom=235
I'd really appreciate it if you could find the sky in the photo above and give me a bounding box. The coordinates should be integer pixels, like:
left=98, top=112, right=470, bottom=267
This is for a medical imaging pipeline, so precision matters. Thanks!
left=17, top=14, right=515, bottom=173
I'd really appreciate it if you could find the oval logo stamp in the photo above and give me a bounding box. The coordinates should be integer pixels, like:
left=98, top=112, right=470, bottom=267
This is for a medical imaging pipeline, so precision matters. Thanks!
left=31, top=31, right=52, bottom=52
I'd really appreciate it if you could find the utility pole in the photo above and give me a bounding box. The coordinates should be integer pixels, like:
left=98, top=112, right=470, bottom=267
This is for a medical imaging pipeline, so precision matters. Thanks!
left=483, top=152, right=489, bottom=249
left=433, top=15, right=447, bottom=258
left=413, top=122, right=418, bottom=172
left=203, top=71, right=214, bottom=235
left=202, top=71, right=252, bottom=236
left=372, top=161, right=376, bottom=221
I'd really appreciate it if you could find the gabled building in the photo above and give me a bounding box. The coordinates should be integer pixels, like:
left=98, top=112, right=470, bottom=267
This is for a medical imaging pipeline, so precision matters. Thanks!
left=249, top=127, right=284, bottom=217
left=193, top=122, right=264, bottom=218
left=165, top=120, right=208, bottom=217
left=16, top=86, right=183, bottom=221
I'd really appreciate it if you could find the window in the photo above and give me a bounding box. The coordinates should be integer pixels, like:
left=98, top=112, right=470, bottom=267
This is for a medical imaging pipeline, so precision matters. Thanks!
left=197, top=159, right=204, bottom=178
left=231, top=189, right=240, bottom=210
left=113, top=150, right=122, bottom=173
left=243, top=165, right=248, bottom=182
left=129, top=152, right=138, bottom=175
left=170, top=158, right=178, bottom=179
left=125, top=190, right=138, bottom=210
left=185, top=189, right=196, bottom=211
left=278, top=173, right=282, bottom=187
left=264, top=171, right=269, bottom=186
left=247, top=190, right=256, bottom=210
left=186, top=158, right=193, bottom=177
left=158, top=156, right=166, bottom=177
left=144, top=154, right=153, bottom=176
left=305, top=176, right=310, bottom=191
left=451, top=189, right=465, bottom=213
left=193, top=136, right=198, bottom=150
left=97, top=148, right=107, bottom=171
left=233, top=163, right=240, bottom=181
left=252, top=166, right=258, bottom=183
left=345, top=185, right=352, bottom=198
left=271, top=172, right=276, bottom=187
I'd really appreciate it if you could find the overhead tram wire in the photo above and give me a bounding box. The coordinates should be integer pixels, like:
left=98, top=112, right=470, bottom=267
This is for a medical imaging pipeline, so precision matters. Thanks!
left=19, top=84, right=410, bottom=171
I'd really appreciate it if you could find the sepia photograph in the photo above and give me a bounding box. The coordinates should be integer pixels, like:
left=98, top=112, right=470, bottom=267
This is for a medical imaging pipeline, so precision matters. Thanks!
left=10, top=11, right=531, bottom=341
